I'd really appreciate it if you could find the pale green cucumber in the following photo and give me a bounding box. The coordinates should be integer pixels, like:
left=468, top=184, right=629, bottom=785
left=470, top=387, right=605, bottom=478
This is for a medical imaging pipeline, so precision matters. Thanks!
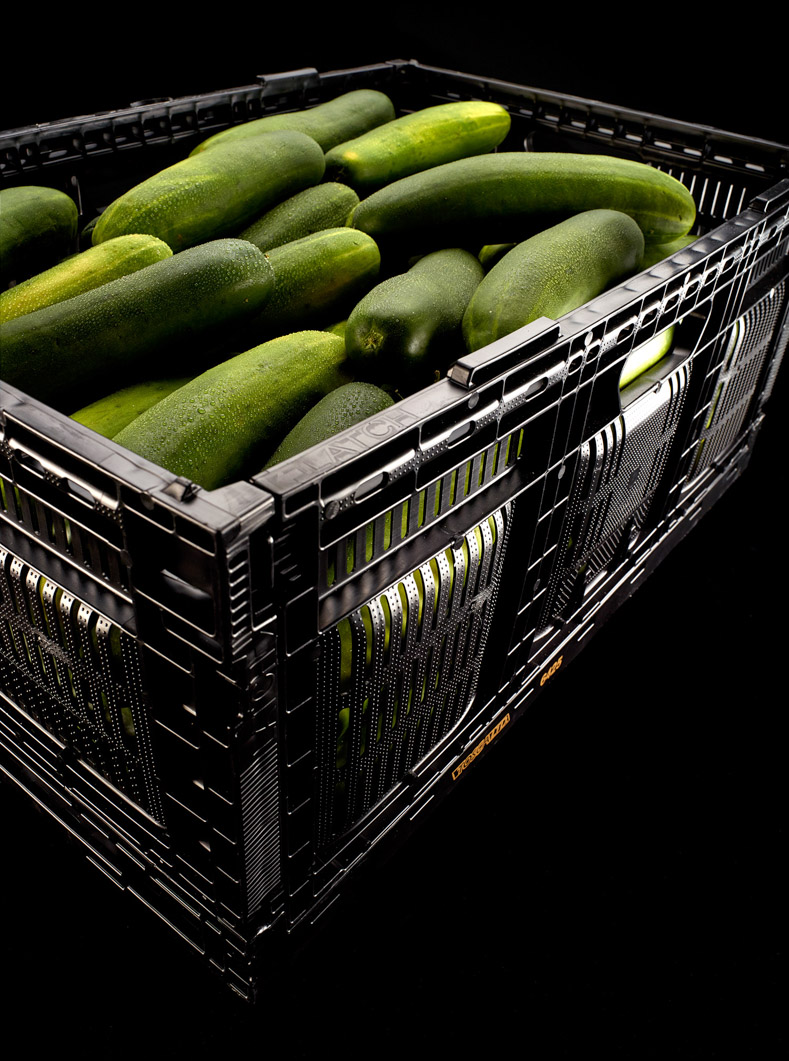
left=619, top=326, right=676, bottom=388
left=0, top=234, right=172, bottom=323
left=462, top=210, right=645, bottom=352
left=1, top=185, right=79, bottom=287
left=113, top=331, right=350, bottom=489
left=263, top=381, right=394, bottom=468
left=352, top=151, right=696, bottom=251
left=240, top=182, right=360, bottom=251
left=71, top=376, right=191, bottom=438
left=0, top=238, right=275, bottom=411
left=92, top=130, right=325, bottom=250
left=250, top=227, right=381, bottom=337
left=191, top=89, right=396, bottom=155
left=324, top=100, right=511, bottom=194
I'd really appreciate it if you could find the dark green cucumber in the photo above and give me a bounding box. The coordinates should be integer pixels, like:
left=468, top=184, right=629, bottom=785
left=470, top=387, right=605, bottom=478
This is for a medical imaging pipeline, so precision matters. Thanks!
left=240, top=182, right=359, bottom=252
left=324, top=100, right=511, bottom=194
left=345, top=248, right=484, bottom=384
left=352, top=151, right=696, bottom=252
left=462, top=210, right=644, bottom=352
left=250, top=227, right=381, bottom=337
left=71, top=376, right=192, bottom=438
left=263, top=381, right=394, bottom=468
left=80, top=213, right=102, bottom=250
left=190, top=89, right=396, bottom=155
left=0, top=238, right=275, bottom=411
left=92, top=130, right=325, bottom=250
left=113, top=331, right=350, bottom=490
left=1, top=185, right=79, bottom=288
left=0, top=234, right=172, bottom=323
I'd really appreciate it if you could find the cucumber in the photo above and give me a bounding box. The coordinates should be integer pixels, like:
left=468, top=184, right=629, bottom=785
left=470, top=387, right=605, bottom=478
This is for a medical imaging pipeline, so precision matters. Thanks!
left=92, top=130, right=325, bottom=250
left=240, top=182, right=360, bottom=252
left=0, top=238, right=275, bottom=411
left=478, top=243, right=516, bottom=271
left=1, top=185, right=78, bottom=288
left=113, top=331, right=350, bottom=490
left=80, top=213, right=102, bottom=249
left=0, top=234, right=172, bottom=323
left=190, top=89, right=396, bottom=155
left=462, top=209, right=645, bottom=352
left=70, top=376, right=192, bottom=438
left=249, top=227, right=381, bottom=338
left=619, top=325, right=676, bottom=388
left=639, top=233, right=697, bottom=270
left=345, top=248, right=484, bottom=385
left=351, top=151, right=696, bottom=252
left=263, top=381, right=394, bottom=468
left=324, top=100, right=511, bottom=194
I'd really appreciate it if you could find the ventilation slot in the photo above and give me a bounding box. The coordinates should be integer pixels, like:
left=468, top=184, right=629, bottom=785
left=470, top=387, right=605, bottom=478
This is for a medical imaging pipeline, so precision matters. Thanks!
left=324, top=428, right=523, bottom=590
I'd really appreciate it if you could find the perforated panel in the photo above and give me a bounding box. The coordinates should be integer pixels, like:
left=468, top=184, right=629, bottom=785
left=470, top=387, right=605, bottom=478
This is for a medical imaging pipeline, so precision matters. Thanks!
left=541, top=362, right=690, bottom=626
left=0, top=545, right=162, bottom=821
left=690, top=280, right=787, bottom=479
left=316, top=505, right=509, bottom=845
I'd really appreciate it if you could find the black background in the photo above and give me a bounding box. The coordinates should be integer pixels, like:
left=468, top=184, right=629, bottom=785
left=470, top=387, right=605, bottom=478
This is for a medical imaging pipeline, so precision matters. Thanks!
left=1, top=15, right=785, bottom=1058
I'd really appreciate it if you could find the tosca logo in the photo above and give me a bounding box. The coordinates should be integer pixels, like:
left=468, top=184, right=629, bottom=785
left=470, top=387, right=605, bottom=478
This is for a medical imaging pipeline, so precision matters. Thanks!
left=540, top=655, right=563, bottom=686
left=452, top=714, right=511, bottom=780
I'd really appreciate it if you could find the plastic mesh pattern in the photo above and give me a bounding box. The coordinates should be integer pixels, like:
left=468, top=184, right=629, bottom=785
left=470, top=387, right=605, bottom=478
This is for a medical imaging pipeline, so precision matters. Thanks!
left=322, top=428, right=523, bottom=591
left=0, top=470, right=129, bottom=593
left=0, top=545, right=162, bottom=821
left=316, top=505, right=510, bottom=845
left=542, top=365, right=689, bottom=625
left=690, top=280, right=787, bottom=478
left=241, top=736, right=281, bottom=916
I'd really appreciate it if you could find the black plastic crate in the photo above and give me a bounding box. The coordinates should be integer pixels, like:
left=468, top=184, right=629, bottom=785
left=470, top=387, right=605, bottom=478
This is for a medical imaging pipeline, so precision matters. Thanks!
left=1, top=59, right=788, bottom=1002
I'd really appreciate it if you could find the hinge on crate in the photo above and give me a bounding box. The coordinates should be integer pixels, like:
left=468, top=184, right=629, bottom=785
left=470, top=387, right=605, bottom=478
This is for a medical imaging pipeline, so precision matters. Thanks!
left=447, top=318, right=562, bottom=388
left=255, top=68, right=322, bottom=100
left=749, top=178, right=789, bottom=217
left=161, top=476, right=199, bottom=502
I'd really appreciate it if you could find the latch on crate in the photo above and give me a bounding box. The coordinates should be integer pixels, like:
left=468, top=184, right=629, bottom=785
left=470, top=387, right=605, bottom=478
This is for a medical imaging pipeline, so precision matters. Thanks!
left=448, top=318, right=562, bottom=387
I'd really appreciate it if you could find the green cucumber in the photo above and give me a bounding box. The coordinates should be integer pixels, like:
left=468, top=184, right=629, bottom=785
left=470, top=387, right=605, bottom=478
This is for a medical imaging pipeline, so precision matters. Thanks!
left=462, top=210, right=644, bottom=352
left=80, top=213, right=102, bottom=249
left=240, top=182, right=360, bottom=252
left=263, top=381, right=394, bottom=468
left=70, top=376, right=192, bottom=438
left=324, top=100, right=511, bottom=194
left=92, top=130, right=325, bottom=250
left=639, top=233, right=697, bottom=270
left=0, top=234, right=172, bottom=323
left=351, top=151, right=696, bottom=252
left=619, top=325, right=676, bottom=388
left=345, top=248, right=484, bottom=384
left=113, top=331, right=350, bottom=490
left=478, top=243, right=516, bottom=271
left=191, top=89, right=396, bottom=155
left=0, top=238, right=275, bottom=411
left=249, top=227, right=381, bottom=338
left=1, top=185, right=79, bottom=287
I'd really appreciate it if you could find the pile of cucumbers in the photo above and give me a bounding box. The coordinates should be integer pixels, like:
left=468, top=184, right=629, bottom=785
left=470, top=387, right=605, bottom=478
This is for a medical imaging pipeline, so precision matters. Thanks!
left=0, top=87, right=697, bottom=491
